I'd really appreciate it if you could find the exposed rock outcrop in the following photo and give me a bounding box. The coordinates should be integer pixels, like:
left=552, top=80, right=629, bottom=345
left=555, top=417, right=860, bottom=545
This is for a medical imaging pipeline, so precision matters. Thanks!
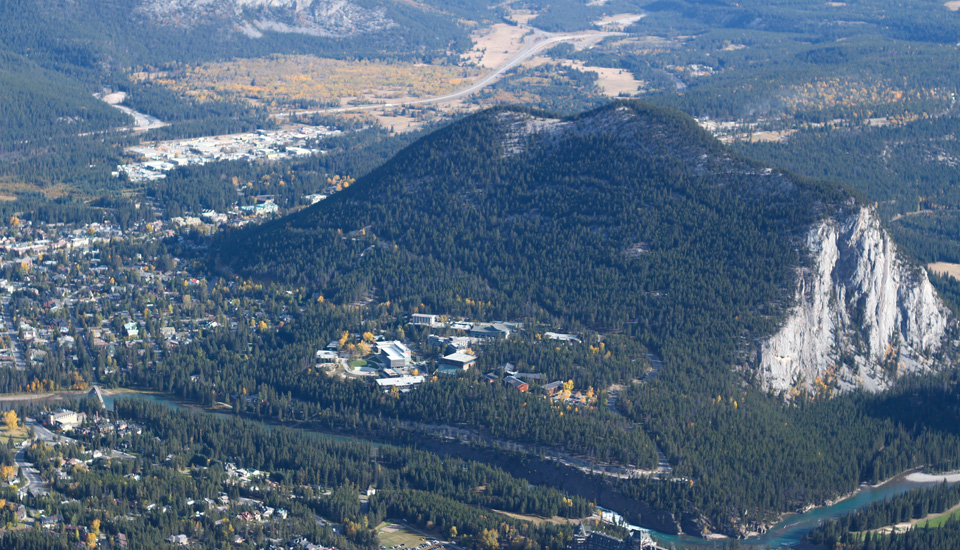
left=759, top=206, right=950, bottom=395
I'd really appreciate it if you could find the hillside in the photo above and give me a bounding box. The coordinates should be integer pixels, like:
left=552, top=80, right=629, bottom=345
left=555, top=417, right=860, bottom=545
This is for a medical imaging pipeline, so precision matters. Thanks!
left=221, top=100, right=941, bottom=387
left=212, top=102, right=960, bottom=535
left=0, top=0, right=479, bottom=68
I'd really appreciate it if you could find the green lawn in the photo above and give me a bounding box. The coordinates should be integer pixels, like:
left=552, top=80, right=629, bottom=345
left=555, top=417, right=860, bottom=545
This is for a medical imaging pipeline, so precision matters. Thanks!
left=348, top=359, right=369, bottom=369
left=923, top=505, right=960, bottom=528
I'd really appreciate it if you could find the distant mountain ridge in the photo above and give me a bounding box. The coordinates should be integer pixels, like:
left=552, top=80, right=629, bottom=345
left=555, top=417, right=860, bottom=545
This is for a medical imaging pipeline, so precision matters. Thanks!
left=219, top=101, right=953, bottom=394
left=0, top=0, right=474, bottom=68
left=138, top=0, right=396, bottom=38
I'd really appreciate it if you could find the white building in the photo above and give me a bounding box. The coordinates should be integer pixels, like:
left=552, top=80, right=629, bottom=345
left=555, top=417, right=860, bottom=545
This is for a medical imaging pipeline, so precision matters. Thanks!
left=375, top=376, right=424, bottom=390
left=378, top=341, right=412, bottom=368
left=410, top=314, right=437, bottom=326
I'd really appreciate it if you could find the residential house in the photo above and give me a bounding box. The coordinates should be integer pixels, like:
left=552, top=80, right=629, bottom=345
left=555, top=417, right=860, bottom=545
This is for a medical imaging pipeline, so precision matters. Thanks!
left=542, top=381, right=564, bottom=396
left=166, top=534, right=190, bottom=545
left=504, top=376, right=529, bottom=392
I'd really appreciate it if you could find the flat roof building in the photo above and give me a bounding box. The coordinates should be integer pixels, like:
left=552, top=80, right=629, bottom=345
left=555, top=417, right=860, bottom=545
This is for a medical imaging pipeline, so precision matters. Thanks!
left=410, top=314, right=437, bottom=326
left=375, top=376, right=425, bottom=390
left=439, top=351, right=477, bottom=371
left=379, top=341, right=412, bottom=368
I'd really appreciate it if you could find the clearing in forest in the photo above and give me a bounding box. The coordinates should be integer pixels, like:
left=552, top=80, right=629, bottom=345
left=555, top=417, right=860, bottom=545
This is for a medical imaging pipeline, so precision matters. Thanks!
left=928, top=262, right=960, bottom=281
left=140, top=56, right=478, bottom=109
left=377, top=523, right=429, bottom=548
left=558, top=60, right=643, bottom=97
left=463, top=24, right=532, bottom=70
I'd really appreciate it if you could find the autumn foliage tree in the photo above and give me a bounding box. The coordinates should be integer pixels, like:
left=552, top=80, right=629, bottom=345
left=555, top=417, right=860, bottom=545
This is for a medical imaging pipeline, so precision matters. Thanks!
left=3, top=410, right=17, bottom=431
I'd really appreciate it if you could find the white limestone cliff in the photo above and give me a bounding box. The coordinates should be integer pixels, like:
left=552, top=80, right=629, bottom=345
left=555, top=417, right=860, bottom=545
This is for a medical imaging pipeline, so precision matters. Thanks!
left=759, top=206, right=950, bottom=395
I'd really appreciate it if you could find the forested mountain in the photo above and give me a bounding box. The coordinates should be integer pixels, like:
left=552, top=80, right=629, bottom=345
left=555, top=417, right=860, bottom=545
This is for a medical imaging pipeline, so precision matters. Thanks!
left=213, top=102, right=960, bottom=535
left=219, top=100, right=949, bottom=393
left=221, top=101, right=828, bottom=331
left=0, top=0, right=483, bottom=69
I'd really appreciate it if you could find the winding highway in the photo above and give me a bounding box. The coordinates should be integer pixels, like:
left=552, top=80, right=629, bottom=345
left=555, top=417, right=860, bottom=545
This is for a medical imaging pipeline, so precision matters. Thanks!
left=274, top=27, right=624, bottom=119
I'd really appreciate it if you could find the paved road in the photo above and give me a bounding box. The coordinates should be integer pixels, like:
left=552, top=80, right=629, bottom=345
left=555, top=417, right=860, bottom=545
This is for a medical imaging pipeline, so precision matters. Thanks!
left=29, top=420, right=72, bottom=445
left=274, top=28, right=624, bottom=119
left=29, top=419, right=135, bottom=459
left=0, top=296, right=26, bottom=370
left=14, top=445, right=47, bottom=496
left=111, top=103, right=167, bottom=131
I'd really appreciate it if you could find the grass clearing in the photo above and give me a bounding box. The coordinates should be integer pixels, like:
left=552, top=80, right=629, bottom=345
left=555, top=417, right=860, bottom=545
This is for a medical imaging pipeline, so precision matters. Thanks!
left=557, top=60, right=643, bottom=97
left=463, top=24, right=531, bottom=70
left=1, top=425, right=29, bottom=446
left=0, top=180, right=73, bottom=200
left=141, top=55, right=478, bottom=109
left=928, top=262, right=960, bottom=281
left=377, top=522, right=428, bottom=548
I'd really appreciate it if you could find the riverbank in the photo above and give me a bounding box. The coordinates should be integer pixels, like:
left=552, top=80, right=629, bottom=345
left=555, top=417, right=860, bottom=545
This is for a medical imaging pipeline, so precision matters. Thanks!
left=905, top=470, right=960, bottom=483
left=8, top=387, right=956, bottom=549
left=729, top=472, right=912, bottom=540
left=648, top=468, right=958, bottom=549
left=0, top=387, right=155, bottom=402
left=0, top=391, right=86, bottom=403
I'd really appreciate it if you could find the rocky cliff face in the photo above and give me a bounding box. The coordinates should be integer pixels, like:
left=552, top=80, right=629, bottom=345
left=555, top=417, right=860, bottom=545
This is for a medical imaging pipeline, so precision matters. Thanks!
left=759, top=206, right=950, bottom=395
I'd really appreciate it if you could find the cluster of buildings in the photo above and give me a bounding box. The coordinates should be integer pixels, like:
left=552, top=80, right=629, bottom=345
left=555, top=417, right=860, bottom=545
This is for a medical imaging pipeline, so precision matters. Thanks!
left=321, top=316, right=563, bottom=393
left=0, top=222, right=119, bottom=258
left=30, top=515, right=129, bottom=549
left=74, top=417, right=143, bottom=443
left=0, top=216, right=299, bottom=385
left=225, top=463, right=268, bottom=485
left=480, top=362, right=562, bottom=394
left=167, top=197, right=281, bottom=232
left=421, top=318, right=522, bottom=376
left=370, top=341, right=425, bottom=391
left=317, top=315, right=591, bottom=398
left=116, top=125, right=338, bottom=182
left=411, top=314, right=519, bottom=339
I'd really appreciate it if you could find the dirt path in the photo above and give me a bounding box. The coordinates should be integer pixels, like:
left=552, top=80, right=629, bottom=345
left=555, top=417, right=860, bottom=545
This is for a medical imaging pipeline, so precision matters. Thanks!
left=860, top=501, right=960, bottom=536
left=493, top=509, right=591, bottom=525
left=890, top=209, right=936, bottom=222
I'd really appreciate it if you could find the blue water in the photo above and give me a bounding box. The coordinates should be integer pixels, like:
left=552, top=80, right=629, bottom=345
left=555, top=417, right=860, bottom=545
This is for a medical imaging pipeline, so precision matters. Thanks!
left=647, top=473, right=956, bottom=549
